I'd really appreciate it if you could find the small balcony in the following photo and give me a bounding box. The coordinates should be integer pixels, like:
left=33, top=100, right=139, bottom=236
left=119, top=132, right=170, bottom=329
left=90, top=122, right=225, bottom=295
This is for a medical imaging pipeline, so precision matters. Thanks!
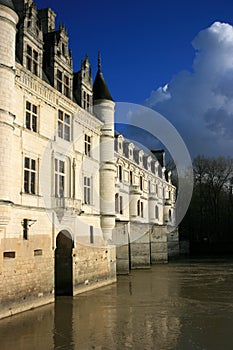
left=52, top=197, right=82, bottom=212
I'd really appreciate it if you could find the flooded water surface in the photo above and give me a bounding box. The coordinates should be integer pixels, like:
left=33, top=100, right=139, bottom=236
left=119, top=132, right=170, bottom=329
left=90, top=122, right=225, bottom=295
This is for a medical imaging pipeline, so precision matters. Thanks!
left=1, top=260, right=233, bottom=349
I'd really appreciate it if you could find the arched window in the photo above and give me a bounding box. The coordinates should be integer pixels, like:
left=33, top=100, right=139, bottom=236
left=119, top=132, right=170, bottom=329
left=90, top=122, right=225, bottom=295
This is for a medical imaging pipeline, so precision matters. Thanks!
left=115, top=193, right=119, bottom=213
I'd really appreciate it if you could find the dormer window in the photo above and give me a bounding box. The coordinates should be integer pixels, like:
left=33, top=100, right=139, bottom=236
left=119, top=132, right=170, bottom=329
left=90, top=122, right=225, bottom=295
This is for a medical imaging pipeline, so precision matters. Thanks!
left=26, top=45, right=39, bottom=75
left=64, top=75, right=70, bottom=98
left=62, top=43, right=66, bottom=56
left=83, top=91, right=91, bottom=111
left=57, top=69, right=63, bottom=92
left=56, top=70, right=70, bottom=97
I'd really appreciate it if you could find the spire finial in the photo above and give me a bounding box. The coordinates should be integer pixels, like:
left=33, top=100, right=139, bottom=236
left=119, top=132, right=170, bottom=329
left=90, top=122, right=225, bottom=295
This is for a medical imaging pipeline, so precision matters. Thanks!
left=98, top=51, right=101, bottom=72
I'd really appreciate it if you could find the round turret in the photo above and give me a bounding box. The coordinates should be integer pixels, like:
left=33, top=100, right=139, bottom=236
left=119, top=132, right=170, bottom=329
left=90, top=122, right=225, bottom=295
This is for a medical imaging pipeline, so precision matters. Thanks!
left=0, top=0, right=15, bottom=11
left=0, top=1, right=18, bottom=206
left=93, top=52, right=113, bottom=102
left=93, top=53, right=116, bottom=242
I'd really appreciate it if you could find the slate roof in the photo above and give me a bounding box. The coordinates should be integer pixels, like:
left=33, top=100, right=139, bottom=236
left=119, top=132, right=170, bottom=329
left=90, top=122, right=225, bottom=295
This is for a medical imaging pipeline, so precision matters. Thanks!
left=93, top=69, right=113, bottom=102
left=0, top=0, right=15, bottom=11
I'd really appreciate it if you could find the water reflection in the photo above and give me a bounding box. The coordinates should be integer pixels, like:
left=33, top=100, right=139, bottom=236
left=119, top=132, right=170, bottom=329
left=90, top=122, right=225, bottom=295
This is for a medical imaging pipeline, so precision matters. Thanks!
left=54, top=298, right=74, bottom=349
left=1, top=261, right=233, bottom=349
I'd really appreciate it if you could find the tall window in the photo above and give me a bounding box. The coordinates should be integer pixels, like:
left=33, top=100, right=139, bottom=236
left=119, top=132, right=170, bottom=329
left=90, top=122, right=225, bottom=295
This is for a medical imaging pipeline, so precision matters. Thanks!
left=26, top=44, right=39, bottom=75
left=58, top=110, right=71, bottom=141
left=83, top=91, right=91, bottom=110
left=115, top=193, right=119, bottom=213
left=56, top=69, right=70, bottom=97
left=155, top=205, right=159, bottom=220
left=137, top=200, right=140, bottom=217
left=64, top=75, right=70, bottom=98
left=57, top=69, right=63, bottom=93
left=140, top=202, right=144, bottom=218
left=169, top=210, right=172, bottom=221
left=148, top=180, right=151, bottom=193
left=119, top=196, right=123, bottom=215
left=84, top=134, right=91, bottom=156
left=90, top=225, right=94, bottom=244
left=137, top=200, right=144, bottom=218
left=130, top=171, right=133, bottom=185
left=119, top=165, right=122, bottom=182
left=84, top=176, right=91, bottom=204
left=24, top=157, right=36, bottom=194
left=140, top=176, right=143, bottom=191
left=26, top=101, right=37, bottom=132
left=55, top=159, right=65, bottom=197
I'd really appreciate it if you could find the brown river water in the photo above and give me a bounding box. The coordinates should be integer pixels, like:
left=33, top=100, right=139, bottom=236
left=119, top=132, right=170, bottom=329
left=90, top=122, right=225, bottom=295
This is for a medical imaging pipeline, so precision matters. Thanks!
left=1, top=259, right=233, bottom=350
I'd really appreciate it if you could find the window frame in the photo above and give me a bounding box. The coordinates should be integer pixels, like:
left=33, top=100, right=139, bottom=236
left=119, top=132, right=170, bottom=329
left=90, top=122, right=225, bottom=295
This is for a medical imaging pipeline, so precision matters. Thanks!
left=155, top=205, right=159, bottom=220
left=55, top=158, right=65, bottom=198
left=84, top=176, right=91, bottom=205
left=26, top=44, right=39, bottom=75
left=24, top=156, right=37, bottom=195
left=58, top=110, right=71, bottom=142
left=84, top=134, right=91, bottom=156
left=25, top=101, right=38, bottom=132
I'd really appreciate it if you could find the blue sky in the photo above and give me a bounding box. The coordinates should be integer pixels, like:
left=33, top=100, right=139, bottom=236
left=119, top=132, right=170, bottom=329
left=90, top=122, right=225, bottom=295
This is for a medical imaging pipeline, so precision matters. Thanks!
left=36, top=0, right=233, bottom=157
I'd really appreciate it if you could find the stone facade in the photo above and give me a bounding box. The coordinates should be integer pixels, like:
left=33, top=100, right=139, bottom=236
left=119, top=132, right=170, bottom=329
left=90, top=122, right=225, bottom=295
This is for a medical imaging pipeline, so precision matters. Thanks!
left=0, top=0, right=178, bottom=319
left=113, top=134, right=177, bottom=273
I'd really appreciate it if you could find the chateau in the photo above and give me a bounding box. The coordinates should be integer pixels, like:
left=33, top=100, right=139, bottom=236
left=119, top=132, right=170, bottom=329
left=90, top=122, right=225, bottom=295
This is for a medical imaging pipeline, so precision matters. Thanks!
left=0, top=0, right=177, bottom=319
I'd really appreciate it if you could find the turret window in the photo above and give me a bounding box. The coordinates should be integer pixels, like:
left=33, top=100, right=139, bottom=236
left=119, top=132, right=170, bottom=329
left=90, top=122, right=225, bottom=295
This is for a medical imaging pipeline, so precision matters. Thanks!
left=58, top=110, right=71, bottom=141
left=26, top=45, right=39, bottom=76
left=25, top=101, right=37, bottom=132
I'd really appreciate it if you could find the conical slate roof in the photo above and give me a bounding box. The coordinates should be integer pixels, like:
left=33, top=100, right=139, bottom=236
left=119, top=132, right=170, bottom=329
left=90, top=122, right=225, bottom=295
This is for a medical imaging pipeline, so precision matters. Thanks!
left=93, top=70, right=113, bottom=101
left=93, top=53, right=113, bottom=102
left=0, top=0, right=15, bottom=11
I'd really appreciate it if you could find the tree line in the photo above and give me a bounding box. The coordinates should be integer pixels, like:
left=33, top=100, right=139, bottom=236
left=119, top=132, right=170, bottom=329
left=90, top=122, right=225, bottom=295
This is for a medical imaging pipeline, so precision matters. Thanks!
left=177, top=156, right=233, bottom=254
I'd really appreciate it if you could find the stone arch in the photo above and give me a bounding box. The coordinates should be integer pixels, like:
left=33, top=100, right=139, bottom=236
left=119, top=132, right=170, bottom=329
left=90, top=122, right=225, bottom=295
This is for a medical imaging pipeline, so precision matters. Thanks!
left=55, top=230, right=74, bottom=296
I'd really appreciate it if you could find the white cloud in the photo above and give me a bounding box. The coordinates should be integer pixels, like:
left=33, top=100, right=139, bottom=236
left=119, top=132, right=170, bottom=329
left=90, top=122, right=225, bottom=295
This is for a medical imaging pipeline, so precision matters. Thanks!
left=145, top=21, right=233, bottom=157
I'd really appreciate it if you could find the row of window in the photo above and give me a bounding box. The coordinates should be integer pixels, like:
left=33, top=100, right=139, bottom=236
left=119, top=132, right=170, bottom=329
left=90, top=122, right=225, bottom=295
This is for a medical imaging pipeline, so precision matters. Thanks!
left=118, top=165, right=163, bottom=195
left=24, top=155, right=166, bottom=220
left=115, top=194, right=161, bottom=220
left=24, top=156, right=92, bottom=205
left=26, top=44, right=71, bottom=98
left=25, top=101, right=93, bottom=155
left=119, top=166, right=143, bottom=188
